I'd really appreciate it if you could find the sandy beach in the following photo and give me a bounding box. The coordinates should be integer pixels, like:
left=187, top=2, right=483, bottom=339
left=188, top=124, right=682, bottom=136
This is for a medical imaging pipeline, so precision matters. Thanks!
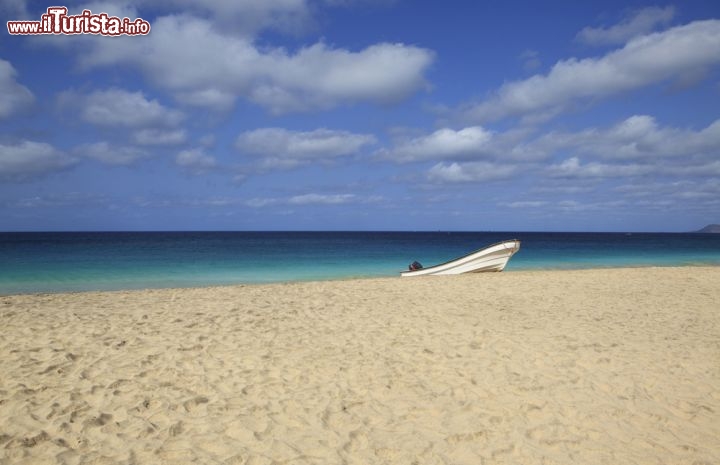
left=1, top=267, right=718, bottom=464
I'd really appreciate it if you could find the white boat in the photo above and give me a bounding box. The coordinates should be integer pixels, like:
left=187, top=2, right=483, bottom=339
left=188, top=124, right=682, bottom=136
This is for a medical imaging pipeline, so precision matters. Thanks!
left=400, top=239, right=521, bottom=276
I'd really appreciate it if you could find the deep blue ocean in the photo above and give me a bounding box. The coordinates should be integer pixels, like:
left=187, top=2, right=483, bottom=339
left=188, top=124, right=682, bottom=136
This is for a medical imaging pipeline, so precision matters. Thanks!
left=1, top=231, right=719, bottom=294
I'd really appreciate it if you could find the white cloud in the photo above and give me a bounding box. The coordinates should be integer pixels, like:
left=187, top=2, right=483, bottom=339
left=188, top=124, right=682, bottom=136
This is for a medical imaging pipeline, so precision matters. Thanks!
left=127, top=192, right=377, bottom=210
left=554, top=200, right=628, bottom=213
left=0, top=59, right=34, bottom=119
left=175, top=89, right=237, bottom=111
left=176, top=148, right=217, bottom=174
left=382, top=115, right=720, bottom=187
left=403, top=115, right=719, bottom=184
left=198, top=134, right=216, bottom=147
left=500, top=198, right=630, bottom=214
left=236, top=127, right=376, bottom=169
left=668, top=160, right=720, bottom=177
left=59, top=88, right=184, bottom=128
left=59, top=0, right=310, bottom=37
left=380, top=125, right=545, bottom=163
left=9, top=192, right=108, bottom=208
left=288, top=193, right=355, bottom=205
left=547, top=157, right=653, bottom=178
left=76, top=0, right=393, bottom=37
left=615, top=179, right=720, bottom=200
left=133, top=129, right=187, bottom=146
left=243, top=193, right=379, bottom=208
left=379, top=127, right=494, bottom=163
left=0, top=0, right=29, bottom=18
left=504, top=201, right=548, bottom=208
left=134, top=0, right=312, bottom=36
left=534, top=115, right=720, bottom=160
left=385, top=112, right=713, bottom=169
left=74, top=15, right=434, bottom=113
left=459, top=20, right=720, bottom=123
left=248, top=42, right=434, bottom=113
left=0, top=141, right=77, bottom=181
left=577, top=6, right=675, bottom=46
left=532, top=185, right=595, bottom=195
left=245, top=198, right=278, bottom=208
left=519, top=49, right=541, bottom=71
left=427, top=162, right=517, bottom=183
left=194, top=198, right=243, bottom=207
left=73, top=1, right=140, bottom=20
left=76, top=141, right=151, bottom=165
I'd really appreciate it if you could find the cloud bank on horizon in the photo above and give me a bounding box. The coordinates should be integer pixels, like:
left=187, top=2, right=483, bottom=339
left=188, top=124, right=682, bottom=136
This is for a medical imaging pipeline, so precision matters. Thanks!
left=1, top=0, right=719, bottom=231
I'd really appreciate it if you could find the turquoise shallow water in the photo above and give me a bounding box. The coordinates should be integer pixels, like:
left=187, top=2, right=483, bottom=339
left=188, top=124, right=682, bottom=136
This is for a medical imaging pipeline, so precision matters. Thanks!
left=1, top=231, right=719, bottom=294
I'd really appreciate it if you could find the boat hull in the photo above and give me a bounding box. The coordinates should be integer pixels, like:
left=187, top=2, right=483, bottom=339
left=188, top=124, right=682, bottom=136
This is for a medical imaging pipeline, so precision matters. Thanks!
left=400, top=239, right=521, bottom=277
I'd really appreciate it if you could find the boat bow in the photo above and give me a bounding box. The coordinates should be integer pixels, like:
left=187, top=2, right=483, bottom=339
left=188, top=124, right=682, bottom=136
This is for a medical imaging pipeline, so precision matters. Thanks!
left=400, top=239, right=521, bottom=276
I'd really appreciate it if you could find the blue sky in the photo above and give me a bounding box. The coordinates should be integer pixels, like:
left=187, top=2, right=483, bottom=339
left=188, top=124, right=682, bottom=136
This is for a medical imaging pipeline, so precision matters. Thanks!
left=1, top=0, right=719, bottom=232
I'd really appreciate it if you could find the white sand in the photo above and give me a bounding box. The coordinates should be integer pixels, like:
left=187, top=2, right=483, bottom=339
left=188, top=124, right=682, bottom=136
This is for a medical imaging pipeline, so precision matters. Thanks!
left=1, top=267, right=718, bottom=464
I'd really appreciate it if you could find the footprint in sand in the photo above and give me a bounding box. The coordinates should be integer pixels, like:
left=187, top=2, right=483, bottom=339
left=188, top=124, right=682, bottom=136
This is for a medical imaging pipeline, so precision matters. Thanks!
left=183, top=396, right=209, bottom=413
left=82, top=413, right=113, bottom=430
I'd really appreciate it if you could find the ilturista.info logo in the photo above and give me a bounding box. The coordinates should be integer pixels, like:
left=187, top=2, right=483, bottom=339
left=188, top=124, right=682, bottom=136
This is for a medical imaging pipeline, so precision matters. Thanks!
left=7, top=7, right=151, bottom=36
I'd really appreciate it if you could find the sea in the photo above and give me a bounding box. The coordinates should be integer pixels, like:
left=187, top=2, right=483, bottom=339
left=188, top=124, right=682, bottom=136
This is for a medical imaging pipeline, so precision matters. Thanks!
left=1, top=231, right=720, bottom=295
